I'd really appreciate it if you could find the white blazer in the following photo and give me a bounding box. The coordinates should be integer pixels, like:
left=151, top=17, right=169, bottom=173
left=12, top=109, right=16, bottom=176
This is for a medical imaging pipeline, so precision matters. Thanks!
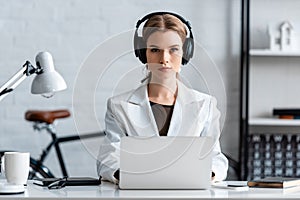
left=97, top=81, right=228, bottom=183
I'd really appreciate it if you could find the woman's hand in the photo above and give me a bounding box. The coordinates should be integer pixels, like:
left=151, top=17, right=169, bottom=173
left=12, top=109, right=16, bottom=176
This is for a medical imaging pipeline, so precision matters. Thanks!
left=211, top=172, right=216, bottom=182
left=114, top=169, right=120, bottom=180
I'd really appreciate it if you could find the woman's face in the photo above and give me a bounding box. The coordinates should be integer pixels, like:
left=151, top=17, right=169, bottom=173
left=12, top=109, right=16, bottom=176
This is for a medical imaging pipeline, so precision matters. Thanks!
left=146, top=30, right=183, bottom=79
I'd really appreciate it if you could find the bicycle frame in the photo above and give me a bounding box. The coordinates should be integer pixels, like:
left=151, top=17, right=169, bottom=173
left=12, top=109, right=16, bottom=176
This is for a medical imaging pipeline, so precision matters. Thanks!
left=30, top=122, right=105, bottom=178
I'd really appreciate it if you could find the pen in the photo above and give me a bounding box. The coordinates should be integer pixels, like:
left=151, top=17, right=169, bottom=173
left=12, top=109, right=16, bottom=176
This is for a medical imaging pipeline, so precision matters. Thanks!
left=48, top=177, right=68, bottom=190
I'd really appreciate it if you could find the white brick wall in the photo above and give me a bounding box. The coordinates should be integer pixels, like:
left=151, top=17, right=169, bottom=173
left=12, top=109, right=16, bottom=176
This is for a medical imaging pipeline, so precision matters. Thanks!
left=0, top=0, right=241, bottom=178
left=250, top=0, right=300, bottom=119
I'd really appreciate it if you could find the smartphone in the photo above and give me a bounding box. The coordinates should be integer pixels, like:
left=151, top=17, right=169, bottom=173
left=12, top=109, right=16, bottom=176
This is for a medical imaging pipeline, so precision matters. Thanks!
left=212, top=184, right=249, bottom=191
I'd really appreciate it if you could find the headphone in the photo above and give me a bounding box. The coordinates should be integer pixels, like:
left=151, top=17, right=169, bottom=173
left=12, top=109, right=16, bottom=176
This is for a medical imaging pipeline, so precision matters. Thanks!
left=134, top=11, right=194, bottom=65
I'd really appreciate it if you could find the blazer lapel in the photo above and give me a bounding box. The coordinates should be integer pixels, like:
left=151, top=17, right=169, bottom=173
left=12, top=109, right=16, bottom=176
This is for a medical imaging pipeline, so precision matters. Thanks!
left=120, top=81, right=207, bottom=137
left=167, top=81, right=205, bottom=136
left=120, top=84, right=159, bottom=136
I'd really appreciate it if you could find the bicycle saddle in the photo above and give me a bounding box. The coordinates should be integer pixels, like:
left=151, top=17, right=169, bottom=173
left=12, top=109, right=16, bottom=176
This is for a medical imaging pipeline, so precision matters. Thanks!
left=25, top=110, right=71, bottom=124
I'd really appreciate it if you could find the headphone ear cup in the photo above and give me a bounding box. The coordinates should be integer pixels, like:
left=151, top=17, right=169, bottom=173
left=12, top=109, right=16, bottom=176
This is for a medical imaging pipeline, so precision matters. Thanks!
left=182, top=38, right=194, bottom=65
left=134, top=36, right=147, bottom=64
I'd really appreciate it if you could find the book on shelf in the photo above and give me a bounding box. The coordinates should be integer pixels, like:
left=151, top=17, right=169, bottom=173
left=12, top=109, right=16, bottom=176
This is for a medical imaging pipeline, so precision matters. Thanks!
left=247, top=177, right=300, bottom=188
left=273, top=108, right=300, bottom=116
left=278, top=115, right=300, bottom=119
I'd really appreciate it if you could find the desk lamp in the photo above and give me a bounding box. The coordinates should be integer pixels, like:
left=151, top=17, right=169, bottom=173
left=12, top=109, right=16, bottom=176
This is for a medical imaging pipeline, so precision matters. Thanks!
left=0, top=51, right=67, bottom=194
left=0, top=51, right=67, bottom=101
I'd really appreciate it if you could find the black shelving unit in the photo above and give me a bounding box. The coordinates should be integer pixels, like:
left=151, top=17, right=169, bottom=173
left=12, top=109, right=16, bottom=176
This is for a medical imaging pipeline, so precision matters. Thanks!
left=239, top=0, right=300, bottom=180
left=239, top=0, right=250, bottom=181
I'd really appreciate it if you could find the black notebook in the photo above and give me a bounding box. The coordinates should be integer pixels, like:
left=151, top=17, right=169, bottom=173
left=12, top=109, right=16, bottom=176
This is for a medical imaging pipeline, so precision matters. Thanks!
left=33, top=177, right=101, bottom=187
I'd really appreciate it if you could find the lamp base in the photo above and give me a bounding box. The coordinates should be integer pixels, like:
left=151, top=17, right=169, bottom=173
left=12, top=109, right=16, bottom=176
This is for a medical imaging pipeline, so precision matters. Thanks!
left=0, top=183, right=25, bottom=194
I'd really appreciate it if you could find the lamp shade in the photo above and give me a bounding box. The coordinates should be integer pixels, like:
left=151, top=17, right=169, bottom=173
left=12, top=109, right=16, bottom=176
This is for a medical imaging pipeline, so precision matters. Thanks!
left=31, top=52, right=67, bottom=95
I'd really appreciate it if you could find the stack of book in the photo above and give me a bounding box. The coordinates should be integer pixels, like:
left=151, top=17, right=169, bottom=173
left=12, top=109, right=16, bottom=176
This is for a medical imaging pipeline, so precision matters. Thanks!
left=273, top=108, right=300, bottom=119
left=248, top=177, right=300, bottom=189
left=247, top=177, right=300, bottom=191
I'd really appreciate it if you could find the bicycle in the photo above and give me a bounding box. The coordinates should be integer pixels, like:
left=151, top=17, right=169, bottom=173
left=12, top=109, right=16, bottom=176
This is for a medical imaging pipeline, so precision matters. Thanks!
left=0, top=109, right=104, bottom=179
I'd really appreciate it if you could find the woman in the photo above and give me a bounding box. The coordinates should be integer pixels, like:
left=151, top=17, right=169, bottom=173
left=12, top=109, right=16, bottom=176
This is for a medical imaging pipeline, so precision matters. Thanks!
left=97, top=12, right=228, bottom=184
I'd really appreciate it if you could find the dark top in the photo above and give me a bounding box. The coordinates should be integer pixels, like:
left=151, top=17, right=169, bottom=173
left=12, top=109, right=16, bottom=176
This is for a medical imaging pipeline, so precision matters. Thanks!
left=150, top=101, right=175, bottom=136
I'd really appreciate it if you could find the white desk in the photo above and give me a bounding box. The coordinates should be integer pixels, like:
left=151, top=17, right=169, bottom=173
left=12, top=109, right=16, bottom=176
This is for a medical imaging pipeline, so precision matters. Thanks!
left=1, top=181, right=300, bottom=199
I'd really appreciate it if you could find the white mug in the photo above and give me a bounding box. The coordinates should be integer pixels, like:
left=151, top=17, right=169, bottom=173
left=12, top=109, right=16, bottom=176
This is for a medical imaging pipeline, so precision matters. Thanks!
left=1, top=152, right=30, bottom=185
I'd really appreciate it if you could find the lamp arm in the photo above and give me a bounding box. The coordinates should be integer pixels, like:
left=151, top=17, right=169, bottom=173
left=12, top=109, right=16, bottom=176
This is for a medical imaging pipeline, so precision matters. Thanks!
left=0, top=61, right=39, bottom=102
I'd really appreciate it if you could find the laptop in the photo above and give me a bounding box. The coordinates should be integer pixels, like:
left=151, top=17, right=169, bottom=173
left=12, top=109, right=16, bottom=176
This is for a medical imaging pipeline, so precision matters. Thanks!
left=119, top=136, right=213, bottom=189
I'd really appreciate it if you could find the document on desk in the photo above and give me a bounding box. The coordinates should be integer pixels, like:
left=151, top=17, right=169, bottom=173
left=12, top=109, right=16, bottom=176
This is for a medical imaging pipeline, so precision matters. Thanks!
left=212, top=182, right=249, bottom=191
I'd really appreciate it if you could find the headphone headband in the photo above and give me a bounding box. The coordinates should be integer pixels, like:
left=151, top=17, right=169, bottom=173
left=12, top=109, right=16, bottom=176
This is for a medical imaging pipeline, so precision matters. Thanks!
left=135, top=11, right=192, bottom=31
left=134, top=11, right=194, bottom=65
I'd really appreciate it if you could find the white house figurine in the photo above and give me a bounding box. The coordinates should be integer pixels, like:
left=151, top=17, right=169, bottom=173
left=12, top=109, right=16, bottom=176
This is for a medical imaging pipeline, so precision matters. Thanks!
left=268, top=21, right=298, bottom=51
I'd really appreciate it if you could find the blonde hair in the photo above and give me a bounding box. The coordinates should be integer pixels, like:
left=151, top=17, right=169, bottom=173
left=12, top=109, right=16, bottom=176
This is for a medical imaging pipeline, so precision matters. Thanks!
left=142, top=14, right=187, bottom=43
